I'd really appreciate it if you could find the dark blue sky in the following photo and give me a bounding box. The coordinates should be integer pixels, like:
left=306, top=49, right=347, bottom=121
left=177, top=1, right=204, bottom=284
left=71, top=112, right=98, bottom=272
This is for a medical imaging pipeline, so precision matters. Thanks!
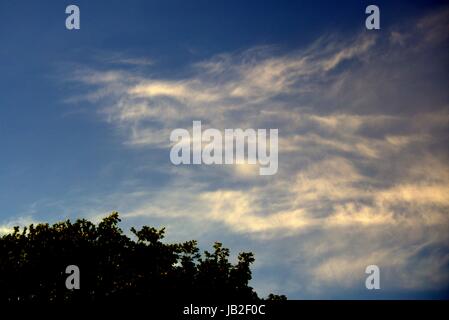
left=0, top=0, right=442, bottom=214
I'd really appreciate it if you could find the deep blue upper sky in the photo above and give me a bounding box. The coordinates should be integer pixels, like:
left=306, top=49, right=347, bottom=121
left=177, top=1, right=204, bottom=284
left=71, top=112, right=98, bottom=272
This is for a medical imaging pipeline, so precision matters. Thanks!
left=0, top=0, right=443, bottom=217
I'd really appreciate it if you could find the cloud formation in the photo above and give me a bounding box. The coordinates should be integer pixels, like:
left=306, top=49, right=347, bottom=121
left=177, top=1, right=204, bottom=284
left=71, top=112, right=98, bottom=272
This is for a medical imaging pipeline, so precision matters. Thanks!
left=59, top=8, right=449, bottom=297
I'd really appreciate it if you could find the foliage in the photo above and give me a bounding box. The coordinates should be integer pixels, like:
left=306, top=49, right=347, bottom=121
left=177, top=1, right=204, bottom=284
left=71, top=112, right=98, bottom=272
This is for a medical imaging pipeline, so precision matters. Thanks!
left=0, top=212, right=286, bottom=302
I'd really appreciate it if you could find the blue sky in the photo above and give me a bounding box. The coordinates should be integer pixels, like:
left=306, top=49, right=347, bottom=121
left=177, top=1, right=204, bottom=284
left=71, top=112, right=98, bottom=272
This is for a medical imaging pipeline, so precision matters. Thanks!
left=1, top=0, right=449, bottom=299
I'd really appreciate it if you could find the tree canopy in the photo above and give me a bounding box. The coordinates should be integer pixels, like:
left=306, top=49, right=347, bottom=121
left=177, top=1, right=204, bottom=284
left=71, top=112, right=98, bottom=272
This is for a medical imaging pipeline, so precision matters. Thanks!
left=0, top=212, right=286, bottom=303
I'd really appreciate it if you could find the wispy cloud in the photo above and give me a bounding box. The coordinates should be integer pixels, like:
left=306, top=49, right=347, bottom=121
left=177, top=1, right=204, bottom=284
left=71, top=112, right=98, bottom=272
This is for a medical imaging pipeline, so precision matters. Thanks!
left=56, top=8, right=449, bottom=297
left=0, top=216, right=38, bottom=235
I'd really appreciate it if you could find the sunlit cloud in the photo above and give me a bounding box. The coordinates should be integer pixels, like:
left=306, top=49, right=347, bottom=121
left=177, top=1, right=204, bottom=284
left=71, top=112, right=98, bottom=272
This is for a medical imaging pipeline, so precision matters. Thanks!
left=56, top=7, right=449, bottom=297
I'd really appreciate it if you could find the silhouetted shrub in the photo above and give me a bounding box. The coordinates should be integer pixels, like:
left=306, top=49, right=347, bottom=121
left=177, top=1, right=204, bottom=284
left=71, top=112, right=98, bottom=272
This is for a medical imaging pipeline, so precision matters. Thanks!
left=0, top=212, right=286, bottom=303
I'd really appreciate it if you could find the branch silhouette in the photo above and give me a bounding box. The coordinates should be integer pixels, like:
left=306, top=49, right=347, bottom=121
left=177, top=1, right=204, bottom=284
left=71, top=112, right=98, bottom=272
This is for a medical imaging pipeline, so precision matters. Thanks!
left=0, top=212, right=286, bottom=303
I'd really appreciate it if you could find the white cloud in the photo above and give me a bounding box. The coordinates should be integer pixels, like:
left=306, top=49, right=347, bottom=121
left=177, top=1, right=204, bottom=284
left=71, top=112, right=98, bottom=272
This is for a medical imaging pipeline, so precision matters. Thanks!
left=0, top=216, right=38, bottom=235
left=60, top=8, right=449, bottom=297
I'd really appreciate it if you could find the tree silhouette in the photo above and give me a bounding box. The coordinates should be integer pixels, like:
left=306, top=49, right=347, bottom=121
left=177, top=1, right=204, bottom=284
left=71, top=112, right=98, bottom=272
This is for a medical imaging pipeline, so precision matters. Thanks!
left=0, top=212, right=286, bottom=303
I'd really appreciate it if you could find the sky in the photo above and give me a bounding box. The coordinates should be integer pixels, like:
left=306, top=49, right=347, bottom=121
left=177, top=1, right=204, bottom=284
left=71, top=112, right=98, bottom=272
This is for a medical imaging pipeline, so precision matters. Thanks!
left=0, top=0, right=448, bottom=299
